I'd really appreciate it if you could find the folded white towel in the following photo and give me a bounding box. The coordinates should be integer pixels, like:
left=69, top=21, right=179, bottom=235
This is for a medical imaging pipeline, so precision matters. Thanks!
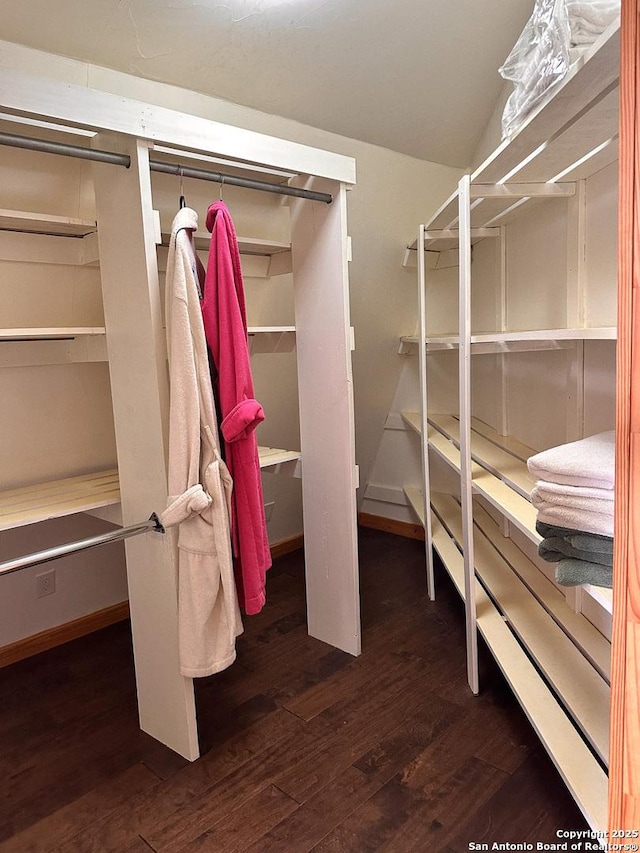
left=532, top=489, right=614, bottom=518
left=536, top=504, right=614, bottom=537
left=567, top=0, right=620, bottom=45
left=527, top=430, right=614, bottom=489
left=566, top=0, right=619, bottom=28
left=532, top=480, right=614, bottom=503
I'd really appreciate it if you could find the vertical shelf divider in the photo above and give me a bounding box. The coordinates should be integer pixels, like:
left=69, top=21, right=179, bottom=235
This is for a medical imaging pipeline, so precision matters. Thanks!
left=417, top=223, right=435, bottom=600
left=459, top=174, right=479, bottom=694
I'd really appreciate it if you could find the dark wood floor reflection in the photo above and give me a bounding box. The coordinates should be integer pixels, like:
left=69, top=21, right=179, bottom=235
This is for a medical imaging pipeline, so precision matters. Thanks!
left=0, top=528, right=590, bottom=851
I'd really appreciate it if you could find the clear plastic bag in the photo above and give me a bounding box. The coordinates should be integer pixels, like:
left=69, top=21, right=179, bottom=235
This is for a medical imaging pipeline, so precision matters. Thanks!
left=499, top=0, right=571, bottom=139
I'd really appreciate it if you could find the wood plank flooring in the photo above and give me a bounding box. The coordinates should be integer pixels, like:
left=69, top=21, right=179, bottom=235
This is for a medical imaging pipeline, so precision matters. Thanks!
left=0, top=528, right=591, bottom=851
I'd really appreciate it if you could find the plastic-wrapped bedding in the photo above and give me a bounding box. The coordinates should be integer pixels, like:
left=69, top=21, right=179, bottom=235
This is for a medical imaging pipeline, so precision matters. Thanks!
left=499, top=0, right=620, bottom=139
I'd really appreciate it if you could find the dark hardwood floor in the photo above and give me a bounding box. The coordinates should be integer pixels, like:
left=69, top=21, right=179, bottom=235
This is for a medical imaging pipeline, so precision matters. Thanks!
left=0, top=528, right=590, bottom=852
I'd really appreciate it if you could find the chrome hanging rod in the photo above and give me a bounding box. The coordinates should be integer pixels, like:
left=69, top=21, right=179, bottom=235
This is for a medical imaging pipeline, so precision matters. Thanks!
left=0, top=514, right=165, bottom=577
left=0, top=130, right=130, bottom=166
left=0, top=130, right=333, bottom=204
left=148, top=160, right=332, bottom=203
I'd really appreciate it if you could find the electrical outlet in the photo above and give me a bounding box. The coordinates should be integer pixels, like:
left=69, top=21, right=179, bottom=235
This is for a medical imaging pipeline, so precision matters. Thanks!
left=36, top=569, right=56, bottom=598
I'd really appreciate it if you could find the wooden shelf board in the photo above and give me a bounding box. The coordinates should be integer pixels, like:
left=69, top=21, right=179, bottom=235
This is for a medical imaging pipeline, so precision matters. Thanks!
left=258, top=446, right=301, bottom=473
left=162, top=230, right=290, bottom=256
left=464, top=417, right=536, bottom=464
left=439, top=494, right=609, bottom=764
left=248, top=326, right=295, bottom=334
left=430, top=508, right=466, bottom=598
left=410, top=412, right=612, bottom=619
left=399, top=330, right=616, bottom=356
left=424, top=188, right=459, bottom=231
left=0, top=469, right=120, bottom=531
left=473, top=502, right=611, bottom=681
left=584, top=584, right=613, bottom=614
left=0, top=327, right=106, bottom=341
left=473, top=20, right=620, bottom=186
left=0, top=209, right=96, bottom=237
left=429, top=413, right=536, bottom=498
left=423, top=416, right=539, bottom=542
left=403, top=484, right=425, bottom=527
left=431, top=493, right=608, bottom=829
left=427, top=425, right=463, bottom=473
left=471, top=328, right=617, bottom=343
left=512, top=87, right=619, bottom=184
left=401, top=410, right=422, bottom=435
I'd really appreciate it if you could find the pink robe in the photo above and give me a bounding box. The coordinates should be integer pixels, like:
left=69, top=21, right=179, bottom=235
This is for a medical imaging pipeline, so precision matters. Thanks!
left=201, top=200, right=272, bottom=615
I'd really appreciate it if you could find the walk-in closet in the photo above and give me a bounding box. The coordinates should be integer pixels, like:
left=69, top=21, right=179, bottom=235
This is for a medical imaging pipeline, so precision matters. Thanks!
left=0, top=0, right=638, bottom=847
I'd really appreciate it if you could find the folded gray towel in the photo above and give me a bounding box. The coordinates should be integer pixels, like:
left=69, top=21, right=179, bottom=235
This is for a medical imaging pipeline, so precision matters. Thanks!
left=539, top=536, right=613, bottom=566
left=535, top=520, right=613, bottom=554
left=555, top=558, right=613, bottom=588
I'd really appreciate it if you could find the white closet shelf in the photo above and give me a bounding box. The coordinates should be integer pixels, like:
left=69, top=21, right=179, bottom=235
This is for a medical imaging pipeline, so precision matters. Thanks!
left=399, top=328, right=615, bottom=355
left=428, top=413, right=539, bottom=540
left=0, top=451, right=303, bottom=533
left=585, top=584, right=613, bottom=614
left=0, top=209, right=97, bottom=237
left=474, top=21, right=620, bottom=186
left=433, top=493, right=610, bottom=764
left=0, top=469, right=121, bottom=531
left=429, top=413, right=537, bottom=498
left=0, top=327, right=106, bottom=341
left=160, top=230, right=290, bottom=256
left=473, top=501, right=611, bottom=681
left=248, top=327, right=296, bottom=354
left=406, top=484, right=610, bottom=680
left=157, top=233, right=292, bottom=278
left=404, top=484, right=426, bottom=525
left=429, top=496, right=607, bottom=831
left=258, top=446, right=302, bottom=476
left=403, top=410, right=539, bottom=540
left=405, top=411, right=613, bottom=616
left=248, top=326, right=295, bottom=334
left=416, top=22, right=620, bottom=239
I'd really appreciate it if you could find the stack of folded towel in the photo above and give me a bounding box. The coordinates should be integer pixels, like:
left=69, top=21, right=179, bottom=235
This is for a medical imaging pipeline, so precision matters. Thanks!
left=566, top=1, right=620, bottom=51
left=499, top=0, right=620, bottom=138
left=527, top=430, right=615, bottom=588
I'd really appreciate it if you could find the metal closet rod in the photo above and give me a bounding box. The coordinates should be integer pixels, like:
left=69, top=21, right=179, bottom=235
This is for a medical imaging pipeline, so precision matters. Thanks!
left=0, top=514, right=165, bottom=577
left=0, top=130, right=333, bottom=204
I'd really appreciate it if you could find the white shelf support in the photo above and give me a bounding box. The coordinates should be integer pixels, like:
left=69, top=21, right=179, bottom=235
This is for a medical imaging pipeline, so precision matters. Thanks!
left=92, top=133, right=199, bottom=762
left=459, top=174, right=479, bottom=695
left=290, top=176, right=361, bottom=657
left=470, top=183, right=576, bottom=199
left=417, top=223, right=435, bottom=600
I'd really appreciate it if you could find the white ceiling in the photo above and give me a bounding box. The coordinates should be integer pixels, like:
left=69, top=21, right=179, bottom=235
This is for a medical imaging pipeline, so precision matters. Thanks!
left=0, top=0, right=534, bottom=168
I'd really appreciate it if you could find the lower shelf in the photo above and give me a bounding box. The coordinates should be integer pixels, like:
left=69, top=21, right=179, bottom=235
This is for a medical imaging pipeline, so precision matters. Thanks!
left=416, top=490, right=608, bottom=830
left=258, top=446, right=302, bottom=477
left=0, top=448, right=302, bottom=533
left=0, top=469, right=121, bottom=531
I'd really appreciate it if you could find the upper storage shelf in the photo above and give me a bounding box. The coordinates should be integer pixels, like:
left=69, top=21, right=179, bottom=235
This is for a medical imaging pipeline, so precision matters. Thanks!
left=0, top=209, right=96, bottom=237
left=474, top=19, right=620, bottom=186
left=407, top=20, right=620, bottom=257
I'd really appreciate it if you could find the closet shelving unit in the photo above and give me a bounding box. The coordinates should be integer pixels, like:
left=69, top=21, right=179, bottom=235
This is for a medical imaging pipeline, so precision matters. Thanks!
left=403, top=19, right=619, bottom=831
left=0, top=71, right=361, bottom=762
left=0, top=200, right=117, bottom=527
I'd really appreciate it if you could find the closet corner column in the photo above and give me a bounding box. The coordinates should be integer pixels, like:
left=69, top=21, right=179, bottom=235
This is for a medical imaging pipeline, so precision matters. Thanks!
left=92, top=134, right=199, bottom=761
left=609, top=0, right=640, bottom=830
left=290, top=177, right=361, bottom=656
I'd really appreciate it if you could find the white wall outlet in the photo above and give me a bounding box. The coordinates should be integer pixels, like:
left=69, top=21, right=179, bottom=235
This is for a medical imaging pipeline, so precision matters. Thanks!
left=36, top=569, right=56, bottom=598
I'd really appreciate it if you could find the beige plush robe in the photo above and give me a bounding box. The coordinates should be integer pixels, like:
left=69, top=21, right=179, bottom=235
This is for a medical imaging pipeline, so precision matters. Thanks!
left=160, top=207, right=242, bottom=677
